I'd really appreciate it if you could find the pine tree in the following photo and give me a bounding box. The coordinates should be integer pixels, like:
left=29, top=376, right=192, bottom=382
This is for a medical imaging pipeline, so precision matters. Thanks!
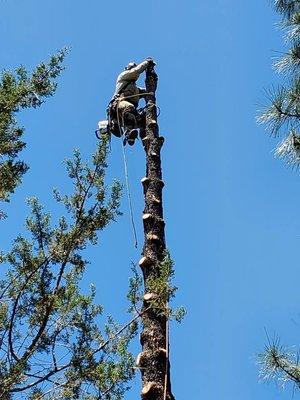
left=0, top=49, right=67, bottom=214
left=0, top=55, right=184, bottom=399
left=0, top=141, right=137, bottom=399
left=0, top=55, right=137, bottom=399
left=258, top=0, right=300, bottom=389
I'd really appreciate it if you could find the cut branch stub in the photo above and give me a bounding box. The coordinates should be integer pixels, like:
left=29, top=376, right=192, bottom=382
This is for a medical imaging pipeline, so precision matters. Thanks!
left=156, top=179, right=165, bottom=188
left=141, top=177, right=164, bottom=188
left=146, top=233, right=161, bottom=242
left=139, top=256, right=152, bottom=268
left=158, top=136, right=165, bottom=146
left=143, top=292, right=157, bottom=302
left=136, top=350, right=152, bottom=368
left=152, top=196, right=161, bottom=204
left=139, top=64, right=175, bottom=400
left=141, top=382, right=163, bottom=399
left=141, top=177, right=150, bottom=185
left=142, top=214, right=165, bottom=231
left=158, top=347, right=167, bottom=358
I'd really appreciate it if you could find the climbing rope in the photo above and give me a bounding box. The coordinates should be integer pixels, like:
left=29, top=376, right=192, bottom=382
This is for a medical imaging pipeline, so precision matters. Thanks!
left=116, top=100, right=138, bottom=249
left=112, top=92, right=155, bottom=249
left=120, top=140, right=138, bottom=249
left=95, top=92, right=155, bottom=248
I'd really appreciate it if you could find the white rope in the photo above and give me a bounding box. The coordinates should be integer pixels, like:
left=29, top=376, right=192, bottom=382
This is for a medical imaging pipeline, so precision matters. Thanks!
left=120, top=141, right=138, bottom=249
left=116, top=101, right=138, bottom=249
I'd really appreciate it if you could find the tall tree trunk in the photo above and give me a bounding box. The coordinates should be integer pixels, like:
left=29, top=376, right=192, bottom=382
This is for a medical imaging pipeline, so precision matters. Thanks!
left=137, top=64, right=175, bottom=400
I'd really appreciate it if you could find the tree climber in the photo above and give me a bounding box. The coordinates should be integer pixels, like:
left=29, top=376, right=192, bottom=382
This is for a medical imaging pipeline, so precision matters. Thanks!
left=108, top=58, right=155, bottom=146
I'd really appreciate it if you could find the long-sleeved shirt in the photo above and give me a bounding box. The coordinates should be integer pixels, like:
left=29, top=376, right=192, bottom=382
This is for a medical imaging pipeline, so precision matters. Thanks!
left=113, top=60, right=149, bottom=106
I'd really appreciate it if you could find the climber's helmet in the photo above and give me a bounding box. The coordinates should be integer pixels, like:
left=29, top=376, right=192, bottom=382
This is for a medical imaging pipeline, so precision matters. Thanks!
left=125, top=62, right=137, bottom=71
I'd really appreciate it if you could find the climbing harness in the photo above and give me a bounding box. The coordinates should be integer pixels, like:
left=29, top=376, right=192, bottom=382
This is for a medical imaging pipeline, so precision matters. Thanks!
left=95, top=92, right=154, bottom=248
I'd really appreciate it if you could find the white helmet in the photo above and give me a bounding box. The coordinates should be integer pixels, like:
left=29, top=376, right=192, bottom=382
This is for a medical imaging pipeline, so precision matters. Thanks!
left=125, top=61, right=137, bottom=70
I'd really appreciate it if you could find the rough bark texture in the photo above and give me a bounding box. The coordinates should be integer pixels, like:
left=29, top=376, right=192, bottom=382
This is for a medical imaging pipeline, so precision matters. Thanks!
left=138, top=64, right=175, bottom=400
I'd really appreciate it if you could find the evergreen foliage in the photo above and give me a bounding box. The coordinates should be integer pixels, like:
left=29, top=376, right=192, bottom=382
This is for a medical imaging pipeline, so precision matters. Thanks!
left=0, top=137, right=138, bottom=399
left=259, top=338, right=300, bottom=389
left=0, top=49, right=67, bottom=212
left=258, top=0, right=300, bottom=166
left=0, top=53, right=183, bottom=399
left=128, top=253, right=185, bottom=323
left=259, top=0, right=300, bottom=391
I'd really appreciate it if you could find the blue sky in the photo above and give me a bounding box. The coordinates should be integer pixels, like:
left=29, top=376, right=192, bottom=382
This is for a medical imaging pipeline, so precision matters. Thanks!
left=1, top=0, right=300, bottom=399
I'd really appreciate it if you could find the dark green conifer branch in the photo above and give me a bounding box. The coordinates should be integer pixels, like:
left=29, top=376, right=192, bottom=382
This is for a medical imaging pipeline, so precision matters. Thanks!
left=0, top=49, right=67, bottom=209
left=128, top=253, right=185, bottom=323
left=0, top=139, right=137, bottom=400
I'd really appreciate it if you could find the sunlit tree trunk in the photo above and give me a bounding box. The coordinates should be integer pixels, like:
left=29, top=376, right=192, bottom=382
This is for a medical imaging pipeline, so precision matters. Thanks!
left=137, top=64, right=175, bottom=400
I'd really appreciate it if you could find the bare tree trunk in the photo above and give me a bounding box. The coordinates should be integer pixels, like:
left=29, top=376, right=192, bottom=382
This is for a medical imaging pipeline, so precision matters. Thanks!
left=137, top=64, right=175, bottom=400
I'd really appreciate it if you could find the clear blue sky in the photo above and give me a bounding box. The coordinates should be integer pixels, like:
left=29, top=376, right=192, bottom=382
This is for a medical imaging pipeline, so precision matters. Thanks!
left=0, top=0, right=299, bottom=399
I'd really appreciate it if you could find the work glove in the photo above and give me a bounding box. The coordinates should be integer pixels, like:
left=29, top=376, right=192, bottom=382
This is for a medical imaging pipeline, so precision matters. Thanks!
left=146, top=57, right=156, bottom=66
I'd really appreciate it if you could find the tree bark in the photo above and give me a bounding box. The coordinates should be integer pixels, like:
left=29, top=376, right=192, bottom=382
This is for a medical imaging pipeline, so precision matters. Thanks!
left=138, top=64, right=175, bottom=400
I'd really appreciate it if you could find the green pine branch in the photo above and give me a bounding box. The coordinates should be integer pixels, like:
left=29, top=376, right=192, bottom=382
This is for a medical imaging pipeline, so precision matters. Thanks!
left=0, top=139, right=138, bottom=400
left=0, top=48, right=68, bottom=209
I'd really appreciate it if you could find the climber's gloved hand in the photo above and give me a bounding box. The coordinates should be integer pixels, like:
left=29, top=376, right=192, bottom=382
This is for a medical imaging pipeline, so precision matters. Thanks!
left=146, top=57, right=156, bottom=66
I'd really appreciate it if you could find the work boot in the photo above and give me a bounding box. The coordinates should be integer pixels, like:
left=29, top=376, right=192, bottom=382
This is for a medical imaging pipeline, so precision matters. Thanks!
left=124, top=129, right=138, bottom=146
